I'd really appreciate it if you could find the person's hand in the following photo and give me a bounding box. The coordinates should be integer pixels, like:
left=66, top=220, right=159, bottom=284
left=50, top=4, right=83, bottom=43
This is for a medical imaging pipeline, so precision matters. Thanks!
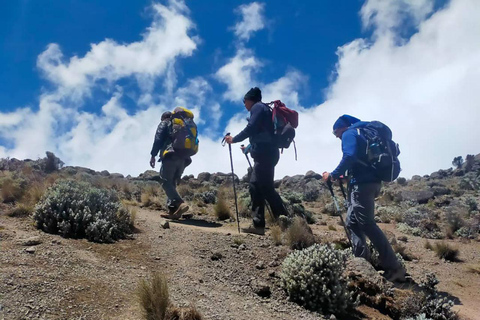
left=322, top=171, right=331, bottom=182
left=224, top=135, right=233, bottom=144
left=240, top=145, right=246, bottom=153
left=150, top=156, right=156, bottom=169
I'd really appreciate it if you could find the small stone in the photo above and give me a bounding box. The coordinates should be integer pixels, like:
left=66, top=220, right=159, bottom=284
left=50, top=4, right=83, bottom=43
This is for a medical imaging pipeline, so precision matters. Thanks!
left=251, top=280, right=271, bottom=298
left=268, top=270, right=276, bottom=278
left=160, top=219, right=170, bottom=229
left=18, top=236, right=42, bottom=246
left=255, top=261, right=266, bottom=270
left=238, top=244, right=247, bottom=250
left=25, top=247, right=36, bottom=254
left=211, top=252, right=223, bottom=261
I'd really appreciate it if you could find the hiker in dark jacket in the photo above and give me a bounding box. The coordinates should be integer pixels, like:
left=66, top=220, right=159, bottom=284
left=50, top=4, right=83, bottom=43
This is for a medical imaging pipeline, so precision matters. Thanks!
left=323, top=115, right=406, bottom=282
left=150, top=111, right=191, bottom=219
left=224, top=87, right=287, bottom=235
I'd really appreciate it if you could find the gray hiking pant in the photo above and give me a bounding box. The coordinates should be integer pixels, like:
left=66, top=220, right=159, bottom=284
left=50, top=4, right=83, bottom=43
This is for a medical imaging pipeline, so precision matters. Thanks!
left=346, top=182, right=400, bottom=271
left=159, top=155, right=186, bottom=211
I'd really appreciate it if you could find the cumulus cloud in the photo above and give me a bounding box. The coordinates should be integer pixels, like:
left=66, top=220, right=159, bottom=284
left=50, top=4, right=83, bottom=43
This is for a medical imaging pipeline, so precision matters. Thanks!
left=361, top=0, right=434, bottom=35
left=215, top=48, right=262, bottom=102
left=1, top=0, right=479, bottom=183
left=233, top=2, right=266, bottom=41
left=37, top=0, right=197, bottom=99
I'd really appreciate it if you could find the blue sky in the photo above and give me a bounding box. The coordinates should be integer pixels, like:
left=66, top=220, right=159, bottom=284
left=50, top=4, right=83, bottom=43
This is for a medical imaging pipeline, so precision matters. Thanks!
left=0, top=0, right=479, bottom=178
left=0, top=1, right=363, bottom=111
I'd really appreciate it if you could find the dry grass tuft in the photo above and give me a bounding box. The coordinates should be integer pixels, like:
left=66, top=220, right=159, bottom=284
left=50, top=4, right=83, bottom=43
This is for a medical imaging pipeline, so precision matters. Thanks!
left=328, top=225, right=337, bottom=231
left=392, top=243, right=415, bottom=261
left=0, top=178, right=23, bottom=203
left=286, top=216, right=315, bottom=250
left=270, top=225, right=282, bottom=246
left=233, top=236, right=244, bottom=246
left=424, top=240, right=433, bottom=250
left=137, top=272, right=170, bottom=320
left=434, top=241, right=459, bottom=262
left=466, top=264, right=480, bottom=275
left=7, top=204, right=33, bottom=217
left=178, top=305, right=204, bottom=320
left=177, top=184, right=194, bottom=199
left=213, top=191, right=231, bottom=221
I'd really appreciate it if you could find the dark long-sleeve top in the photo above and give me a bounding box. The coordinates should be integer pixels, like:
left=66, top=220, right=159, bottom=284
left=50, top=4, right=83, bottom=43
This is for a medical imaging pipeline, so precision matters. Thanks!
left=232, top=102, right=273, bottom=145
left=150, top=120, right=171, bottom=158
left=331, top=121, right=380, bottom=184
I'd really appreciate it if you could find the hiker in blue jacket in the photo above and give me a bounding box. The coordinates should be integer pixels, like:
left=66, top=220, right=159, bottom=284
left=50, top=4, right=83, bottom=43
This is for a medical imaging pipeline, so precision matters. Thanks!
left=224, top=87, right=287, bottom=235
left=323, top=115, right=406, bottom=282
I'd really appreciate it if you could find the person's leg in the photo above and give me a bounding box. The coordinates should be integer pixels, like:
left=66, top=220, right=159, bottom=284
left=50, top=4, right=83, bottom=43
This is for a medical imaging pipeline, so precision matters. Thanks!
left=353, top=183, right=401, bottom=271
left=159, top=157, right=183, bottom=212
left=249, top=159, right=266, bottom=228
left=346, top=183, right=370, bottom=261
left=262, top=149, right=286, bottom=219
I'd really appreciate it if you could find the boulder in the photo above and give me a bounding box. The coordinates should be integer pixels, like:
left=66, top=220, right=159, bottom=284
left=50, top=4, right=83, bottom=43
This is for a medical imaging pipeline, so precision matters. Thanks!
left=304, top=170, right=321, bottom=180
left=396, top=177, right=407, bottom=186
left=110, top=173, right=125, bottom=179
left=197, top=172, right=211, bottom=182
left=138, top=170, right=161, bottom=182
left=394, top=190, right=434, bottom=204
left=100, top=170, right=110, bottom=176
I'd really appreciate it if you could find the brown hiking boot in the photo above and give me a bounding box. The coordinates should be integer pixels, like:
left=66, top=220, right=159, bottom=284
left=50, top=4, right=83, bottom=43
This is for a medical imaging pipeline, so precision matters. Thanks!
left=161, top=203, right=189, bottom=220
left=241, top=224, right=265, bottom=235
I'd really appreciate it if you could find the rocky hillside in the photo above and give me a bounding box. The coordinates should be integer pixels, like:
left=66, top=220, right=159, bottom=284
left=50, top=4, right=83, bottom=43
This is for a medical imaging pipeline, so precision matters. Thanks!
left=0, top=152, right=479, bottom=320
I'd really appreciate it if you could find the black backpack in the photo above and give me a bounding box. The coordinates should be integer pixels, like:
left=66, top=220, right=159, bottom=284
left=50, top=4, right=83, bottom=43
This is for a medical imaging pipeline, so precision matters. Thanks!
left=356, top=121, right=401, bottom=182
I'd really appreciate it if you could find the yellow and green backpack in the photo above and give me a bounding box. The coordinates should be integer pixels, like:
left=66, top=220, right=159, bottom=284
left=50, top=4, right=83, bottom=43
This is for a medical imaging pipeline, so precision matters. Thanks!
left=169, top=107, right=199, bottom=157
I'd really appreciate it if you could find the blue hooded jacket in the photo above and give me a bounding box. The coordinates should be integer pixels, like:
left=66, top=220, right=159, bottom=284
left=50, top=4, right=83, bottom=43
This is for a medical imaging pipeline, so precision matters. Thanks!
left=331, top=121, right=381, bottom=184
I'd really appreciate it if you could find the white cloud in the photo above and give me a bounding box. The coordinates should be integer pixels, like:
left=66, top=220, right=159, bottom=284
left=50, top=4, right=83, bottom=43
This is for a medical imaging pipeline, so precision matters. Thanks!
left=37, top=0, right=197, bottom=99
left=361, top=0, right=434, bottom=36
left=215, top=48, right=262, bottom=102
left=233, top=2, right=266, bottom=41
left=1, top=0, right=479, bottom=183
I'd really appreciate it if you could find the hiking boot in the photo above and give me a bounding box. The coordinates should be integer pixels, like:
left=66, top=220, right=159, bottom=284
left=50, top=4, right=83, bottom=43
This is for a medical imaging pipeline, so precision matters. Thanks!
left=161, top=203, right=189, bottom=220
left=384, top=267, right=407, bottom=283
left=241, top=224, right=265, bottom=235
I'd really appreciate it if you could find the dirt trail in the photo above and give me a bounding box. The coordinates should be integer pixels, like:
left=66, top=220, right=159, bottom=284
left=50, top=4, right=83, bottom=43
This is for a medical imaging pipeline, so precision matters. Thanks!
left=1, top=207, right=479, bottom=320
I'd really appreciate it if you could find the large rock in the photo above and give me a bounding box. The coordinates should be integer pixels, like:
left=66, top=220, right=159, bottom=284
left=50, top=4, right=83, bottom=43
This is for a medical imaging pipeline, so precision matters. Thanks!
left=394, top=190, right=434, bottom=204
left=304, top=170, right=321, bottom=180
left=197, top=172, right=211, bottom=182
left=110, top=173, right=125, bottom=179
left=138, top=170, right=161, bottom=182
left=345, top=258, right=397, bottom=318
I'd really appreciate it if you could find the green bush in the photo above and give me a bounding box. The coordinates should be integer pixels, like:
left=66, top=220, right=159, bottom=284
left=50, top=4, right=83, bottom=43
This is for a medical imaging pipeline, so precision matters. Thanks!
left=33, top=180, right=133, bottom=243
left=280, top=244, right=355, bottom=315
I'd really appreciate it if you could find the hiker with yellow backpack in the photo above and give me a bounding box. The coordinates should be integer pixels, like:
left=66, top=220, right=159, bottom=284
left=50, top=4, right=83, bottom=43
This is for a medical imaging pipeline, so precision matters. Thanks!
left=150, top=107, right=199, bottom=219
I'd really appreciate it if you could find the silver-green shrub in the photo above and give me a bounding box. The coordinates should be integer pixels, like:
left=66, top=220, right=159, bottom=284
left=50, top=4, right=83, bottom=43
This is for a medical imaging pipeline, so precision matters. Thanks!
left=280, top=244, right=355, bottom=315
left=34, top=180, right=132, bottom=243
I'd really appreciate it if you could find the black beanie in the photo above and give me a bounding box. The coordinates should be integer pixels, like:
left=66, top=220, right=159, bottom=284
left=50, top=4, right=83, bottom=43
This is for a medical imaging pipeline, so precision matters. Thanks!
left=244, top=87, right=262, bottom=102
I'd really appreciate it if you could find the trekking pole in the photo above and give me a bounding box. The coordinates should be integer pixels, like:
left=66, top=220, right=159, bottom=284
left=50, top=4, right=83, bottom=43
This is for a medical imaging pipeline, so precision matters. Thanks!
left=222, top=133, right=240, bottom=233
left=338, top=178, right=348, bottom=207
left=326, top=178, right=353, bottom=249
left=241, top=144, right=276, bottom=223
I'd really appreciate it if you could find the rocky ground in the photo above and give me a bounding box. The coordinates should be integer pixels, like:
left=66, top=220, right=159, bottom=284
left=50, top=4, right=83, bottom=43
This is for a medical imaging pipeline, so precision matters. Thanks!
left=0, top=154, right=479, bottom=319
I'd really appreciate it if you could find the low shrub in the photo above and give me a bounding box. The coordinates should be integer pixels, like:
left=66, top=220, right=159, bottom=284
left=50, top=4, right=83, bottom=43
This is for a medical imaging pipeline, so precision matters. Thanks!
left=270, top=225, right=282, bottom=246
left=7, top=204, right=33, bottom=217
left=0, top=178, right=24, bottom=203
left=433, top=242, right=459, bottom=262
left=280, top=244, right=355, bottom=315
left=286, top=216, right=315, bottom=250
left=137, top=272, right=170, bottom=320
left=33, top=180, right=133, bottom=243
left=213, top=191, right=231, bottom=221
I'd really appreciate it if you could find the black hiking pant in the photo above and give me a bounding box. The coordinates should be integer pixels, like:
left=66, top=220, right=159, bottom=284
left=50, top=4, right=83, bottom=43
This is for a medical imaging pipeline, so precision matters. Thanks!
left=250, top=146, right=286, bottom=228
left=159, top=154, right=189, bottom=212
